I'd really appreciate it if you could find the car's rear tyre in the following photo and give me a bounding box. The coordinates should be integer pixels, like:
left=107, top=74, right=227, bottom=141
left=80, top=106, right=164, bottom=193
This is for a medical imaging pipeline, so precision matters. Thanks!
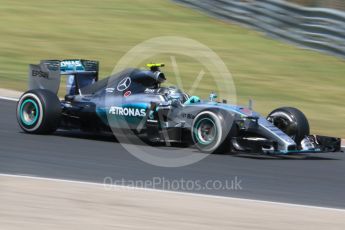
left=191, top=110, right=235, bottom=154
left=17, top=89, right=61, bottom=134
left=267, top=107, right=309, bottom=144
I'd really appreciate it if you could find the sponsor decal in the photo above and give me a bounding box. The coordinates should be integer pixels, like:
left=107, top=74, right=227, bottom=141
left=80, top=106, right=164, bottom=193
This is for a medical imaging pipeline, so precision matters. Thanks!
left=60, top=60, right=82, bottom=68
left=32, top=69, right=48, bottom=79
left=105, top=88, right=115, bottom=93
left=109, top=106, right=146, bottom=117
left=181, top=113, right=195, bottom=119
left=144, top=88, right=155, bottom=94
left=124, top=91, right=131, bottom=97
left=117, top=77, right=131, bottom=92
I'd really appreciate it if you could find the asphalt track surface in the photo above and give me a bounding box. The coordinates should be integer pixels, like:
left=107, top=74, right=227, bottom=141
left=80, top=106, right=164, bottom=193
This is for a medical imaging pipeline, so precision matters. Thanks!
left=1, top=99, right=344, bottom=208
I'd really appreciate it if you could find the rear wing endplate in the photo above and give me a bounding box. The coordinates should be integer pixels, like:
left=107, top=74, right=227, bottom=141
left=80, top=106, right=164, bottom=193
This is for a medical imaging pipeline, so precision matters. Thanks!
left=29, top=59, right=99, bottom=95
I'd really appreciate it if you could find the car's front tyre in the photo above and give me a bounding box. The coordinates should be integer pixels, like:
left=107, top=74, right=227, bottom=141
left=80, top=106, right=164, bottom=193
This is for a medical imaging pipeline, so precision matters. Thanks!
left=17, top=89, right=61, bottom=134
left=191, top=110, right=234, bottom=154
left=267, top=107, right=309, bottom=144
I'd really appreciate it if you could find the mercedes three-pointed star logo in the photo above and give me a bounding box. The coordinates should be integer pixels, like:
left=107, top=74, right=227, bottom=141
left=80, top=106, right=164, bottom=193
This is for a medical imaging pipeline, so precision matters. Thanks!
left=117, top=77, right=131, bottom=92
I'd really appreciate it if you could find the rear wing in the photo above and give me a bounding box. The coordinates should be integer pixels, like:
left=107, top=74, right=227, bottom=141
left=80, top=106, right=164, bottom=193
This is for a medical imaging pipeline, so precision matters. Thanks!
left=29, top=59, right=99, bottom=95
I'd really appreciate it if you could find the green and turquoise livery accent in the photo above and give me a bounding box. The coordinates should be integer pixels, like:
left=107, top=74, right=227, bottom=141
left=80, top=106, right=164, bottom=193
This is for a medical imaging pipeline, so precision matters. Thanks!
left=184, top=96, right=200, bottom=105
left=20, top=99, right=39, bottom=126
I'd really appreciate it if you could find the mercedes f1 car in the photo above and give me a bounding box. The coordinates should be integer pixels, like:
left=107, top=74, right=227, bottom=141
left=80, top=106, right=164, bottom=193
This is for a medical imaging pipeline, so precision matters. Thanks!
left=16, top=59, right=341, bottom=154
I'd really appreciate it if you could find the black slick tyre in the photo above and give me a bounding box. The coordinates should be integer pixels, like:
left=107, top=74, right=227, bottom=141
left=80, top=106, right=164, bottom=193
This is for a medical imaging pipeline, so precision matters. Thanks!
left=17, top=89, right=61, bottom=134
left=267, top=107, right=309, bottom=144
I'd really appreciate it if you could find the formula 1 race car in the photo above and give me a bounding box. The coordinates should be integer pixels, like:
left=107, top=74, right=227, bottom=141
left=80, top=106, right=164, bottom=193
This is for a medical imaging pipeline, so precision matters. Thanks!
left=16, top=59, right=341, bottom=155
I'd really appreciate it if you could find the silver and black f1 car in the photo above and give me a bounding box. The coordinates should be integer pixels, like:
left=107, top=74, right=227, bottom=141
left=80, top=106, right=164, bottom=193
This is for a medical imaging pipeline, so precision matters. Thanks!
left=16, top=59, right=341, bottom=155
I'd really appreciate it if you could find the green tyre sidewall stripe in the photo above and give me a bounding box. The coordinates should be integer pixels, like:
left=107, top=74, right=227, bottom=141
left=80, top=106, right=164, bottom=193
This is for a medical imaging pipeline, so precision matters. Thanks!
left=194, top=117, right=217, bottom=145
left=20, top=99, right=39, bottom=126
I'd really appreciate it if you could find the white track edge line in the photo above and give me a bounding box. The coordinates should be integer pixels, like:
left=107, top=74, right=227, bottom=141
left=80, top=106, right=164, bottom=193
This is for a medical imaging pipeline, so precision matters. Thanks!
left=1, top=173, right=345, bottom=212
left=0, top=96, right=19, bottom=102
